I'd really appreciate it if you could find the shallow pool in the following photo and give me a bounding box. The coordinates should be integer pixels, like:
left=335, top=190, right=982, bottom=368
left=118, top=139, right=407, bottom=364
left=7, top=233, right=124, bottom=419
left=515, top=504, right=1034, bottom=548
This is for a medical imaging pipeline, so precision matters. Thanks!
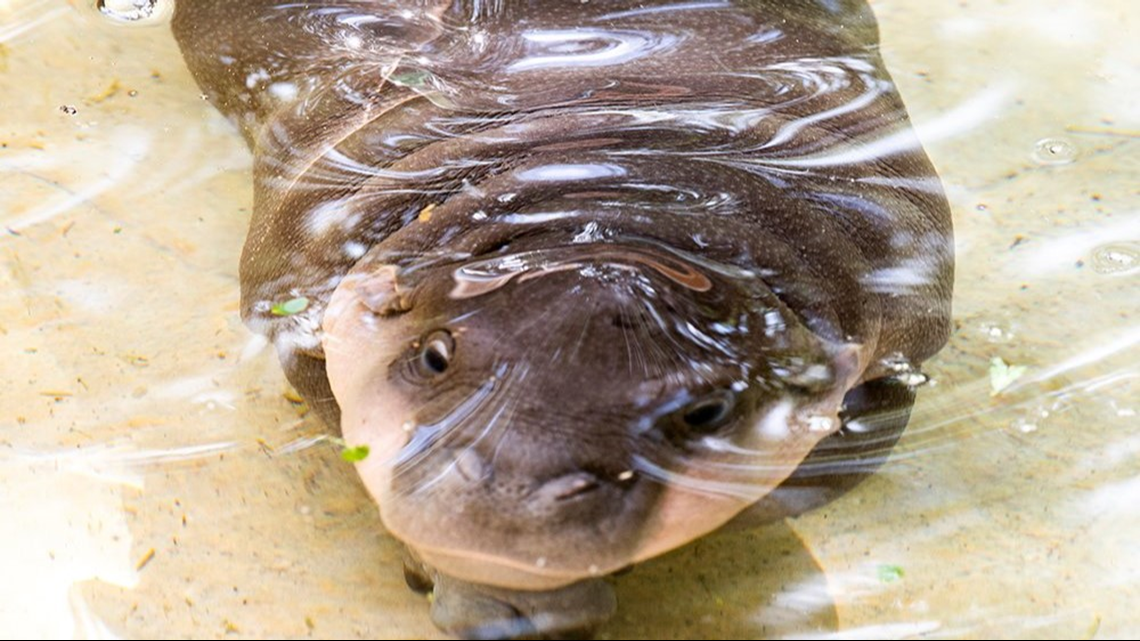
left=1, top=0, right=1136, bottom=638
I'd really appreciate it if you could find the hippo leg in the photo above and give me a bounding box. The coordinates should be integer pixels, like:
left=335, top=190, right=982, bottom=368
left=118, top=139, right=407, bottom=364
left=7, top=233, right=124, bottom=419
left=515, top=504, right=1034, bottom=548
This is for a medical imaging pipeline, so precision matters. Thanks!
left=403, top=554, right=616, bottom=640
left=279, top=351, right=342, bottom=430
left=734, top=376, right=917, bottom=524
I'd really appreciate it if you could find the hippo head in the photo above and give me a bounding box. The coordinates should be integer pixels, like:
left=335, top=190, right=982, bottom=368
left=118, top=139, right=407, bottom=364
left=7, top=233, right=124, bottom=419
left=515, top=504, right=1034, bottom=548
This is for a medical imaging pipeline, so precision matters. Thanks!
left=321, top=224, right=864, bottom=636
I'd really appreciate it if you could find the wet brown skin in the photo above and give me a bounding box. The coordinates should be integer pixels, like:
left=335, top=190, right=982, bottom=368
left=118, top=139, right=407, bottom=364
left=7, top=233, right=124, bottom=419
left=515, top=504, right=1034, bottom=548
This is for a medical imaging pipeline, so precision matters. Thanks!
left=173, top=0, right=953, bottom=638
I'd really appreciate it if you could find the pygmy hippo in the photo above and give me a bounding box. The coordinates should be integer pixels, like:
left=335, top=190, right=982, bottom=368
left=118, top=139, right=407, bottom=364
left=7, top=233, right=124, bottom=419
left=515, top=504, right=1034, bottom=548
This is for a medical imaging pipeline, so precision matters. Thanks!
left=172, top=0, right=953, bottom=637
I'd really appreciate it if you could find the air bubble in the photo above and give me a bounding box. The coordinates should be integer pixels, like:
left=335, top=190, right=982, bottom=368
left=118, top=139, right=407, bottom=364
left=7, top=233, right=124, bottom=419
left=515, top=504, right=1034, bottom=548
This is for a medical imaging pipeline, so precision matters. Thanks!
left=896, top=372, right=930, bottom=387
left=977, top=320, right=1015, bottom=343
left=807, top=416, right=834, bottom=432
left=1091, top=243, right=1138, bottom=275
left=95, top=0, right=173, bottom=26
left=1013, top=420, right=1038, bottom=434
left=879, top=353, right=930, bottom=387
left=1031, top=138, right=1077, bottom=165
left=880, top=352, right=914, bottom=373
left=1010, top=400, right=1069, bottom=436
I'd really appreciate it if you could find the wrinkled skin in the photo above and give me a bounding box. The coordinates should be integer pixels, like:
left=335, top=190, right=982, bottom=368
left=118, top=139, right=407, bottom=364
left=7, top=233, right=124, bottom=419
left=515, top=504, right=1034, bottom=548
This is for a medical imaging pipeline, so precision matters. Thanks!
left=173, top=0, right=952, bottom=637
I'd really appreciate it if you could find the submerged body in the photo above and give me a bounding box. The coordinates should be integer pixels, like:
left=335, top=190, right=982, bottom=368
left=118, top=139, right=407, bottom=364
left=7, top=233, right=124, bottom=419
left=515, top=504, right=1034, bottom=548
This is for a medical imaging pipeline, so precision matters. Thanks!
left=174, top=0, right=952, bottom=637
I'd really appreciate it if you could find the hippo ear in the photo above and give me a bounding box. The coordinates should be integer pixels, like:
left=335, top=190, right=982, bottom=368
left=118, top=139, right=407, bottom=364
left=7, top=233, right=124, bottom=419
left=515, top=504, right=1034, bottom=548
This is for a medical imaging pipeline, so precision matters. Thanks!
left=354, top=264, right=413, bottom=316
left=323, top=265, right=411, bottom=353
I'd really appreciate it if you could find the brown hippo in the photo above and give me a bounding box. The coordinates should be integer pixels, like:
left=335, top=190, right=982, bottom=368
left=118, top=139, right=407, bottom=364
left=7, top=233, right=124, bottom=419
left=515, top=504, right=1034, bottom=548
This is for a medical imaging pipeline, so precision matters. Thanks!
left=172, top=0, right=952, bottom=637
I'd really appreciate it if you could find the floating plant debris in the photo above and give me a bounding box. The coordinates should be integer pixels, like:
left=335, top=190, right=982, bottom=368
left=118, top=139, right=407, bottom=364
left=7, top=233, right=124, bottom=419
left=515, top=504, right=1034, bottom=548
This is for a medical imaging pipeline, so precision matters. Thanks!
left=271, top=297, right=309, bottom=316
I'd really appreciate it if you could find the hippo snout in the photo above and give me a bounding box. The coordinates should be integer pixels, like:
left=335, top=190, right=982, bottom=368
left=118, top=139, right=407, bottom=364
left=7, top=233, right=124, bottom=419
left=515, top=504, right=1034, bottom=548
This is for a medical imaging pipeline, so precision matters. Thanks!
left=390, top=433, right=642, bottom=524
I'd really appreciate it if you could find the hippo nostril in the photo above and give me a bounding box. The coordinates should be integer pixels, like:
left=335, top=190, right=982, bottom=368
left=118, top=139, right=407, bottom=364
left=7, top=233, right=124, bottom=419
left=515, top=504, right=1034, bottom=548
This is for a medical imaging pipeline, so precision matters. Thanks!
left=543, top=472, right=601, bottom=501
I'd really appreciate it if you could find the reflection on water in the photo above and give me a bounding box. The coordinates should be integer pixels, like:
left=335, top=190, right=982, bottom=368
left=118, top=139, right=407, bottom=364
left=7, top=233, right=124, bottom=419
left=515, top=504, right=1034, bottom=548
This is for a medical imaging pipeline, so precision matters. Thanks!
left=1, top=0, right=1137, bottom=639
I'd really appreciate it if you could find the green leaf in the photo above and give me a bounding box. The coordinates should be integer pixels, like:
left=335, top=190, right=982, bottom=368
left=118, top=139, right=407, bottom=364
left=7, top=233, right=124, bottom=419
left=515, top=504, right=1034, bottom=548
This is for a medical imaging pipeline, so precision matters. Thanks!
left=271, top=296, right=309, bottom=316
left=989, top=357, right=1027, bottom=396
left=877, top=564, right=905, bottom=583
left=340, top=444, right=370, bottom=463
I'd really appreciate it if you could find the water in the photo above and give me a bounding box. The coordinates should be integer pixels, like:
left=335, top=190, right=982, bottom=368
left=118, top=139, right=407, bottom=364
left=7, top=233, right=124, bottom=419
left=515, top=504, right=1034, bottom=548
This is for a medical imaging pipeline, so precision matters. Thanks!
left=1, top=0, right=1137, bottom=638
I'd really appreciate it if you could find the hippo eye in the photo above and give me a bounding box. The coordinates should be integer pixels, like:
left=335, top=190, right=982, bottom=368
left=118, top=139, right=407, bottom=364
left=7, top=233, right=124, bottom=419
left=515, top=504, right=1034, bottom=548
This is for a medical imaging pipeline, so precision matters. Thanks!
left=675, top=390, right=737, bottom=435
left=414, top=330, right=454, bottom=377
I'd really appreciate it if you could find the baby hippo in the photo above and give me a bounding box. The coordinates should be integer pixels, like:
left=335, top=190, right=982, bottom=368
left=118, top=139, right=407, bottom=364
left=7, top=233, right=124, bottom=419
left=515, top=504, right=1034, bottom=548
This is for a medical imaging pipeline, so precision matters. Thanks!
left=172, top=0, right=953, bottom=637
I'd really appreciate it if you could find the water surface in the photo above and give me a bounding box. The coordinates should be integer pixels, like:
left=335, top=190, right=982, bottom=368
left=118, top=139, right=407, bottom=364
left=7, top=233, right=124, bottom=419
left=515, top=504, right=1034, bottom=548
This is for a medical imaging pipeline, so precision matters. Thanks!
left=1, top=0, right=1136, bottom=638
